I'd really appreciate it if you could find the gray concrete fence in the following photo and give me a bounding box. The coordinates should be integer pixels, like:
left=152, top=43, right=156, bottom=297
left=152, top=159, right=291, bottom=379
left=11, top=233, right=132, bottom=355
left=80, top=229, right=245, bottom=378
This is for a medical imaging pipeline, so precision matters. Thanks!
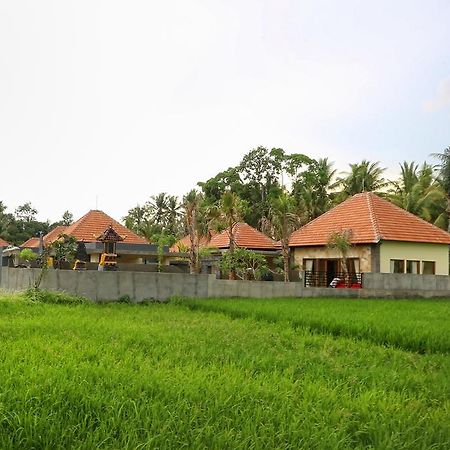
left=1, top=267, right=450, bottom=301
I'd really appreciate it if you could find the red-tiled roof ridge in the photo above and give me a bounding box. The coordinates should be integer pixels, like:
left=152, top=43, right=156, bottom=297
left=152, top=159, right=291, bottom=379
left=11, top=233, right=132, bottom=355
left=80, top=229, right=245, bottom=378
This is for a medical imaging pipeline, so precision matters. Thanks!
left=63, top=210, right=148, bottom=244
left=365, top=192, right=381, bottom=241
left=289, top=192, right=450, bottom=246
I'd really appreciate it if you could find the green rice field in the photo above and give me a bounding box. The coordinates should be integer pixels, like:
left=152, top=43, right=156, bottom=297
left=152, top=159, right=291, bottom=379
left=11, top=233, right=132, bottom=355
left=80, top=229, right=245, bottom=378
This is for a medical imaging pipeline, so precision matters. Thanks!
left=0, top=293, right=449, bottom=449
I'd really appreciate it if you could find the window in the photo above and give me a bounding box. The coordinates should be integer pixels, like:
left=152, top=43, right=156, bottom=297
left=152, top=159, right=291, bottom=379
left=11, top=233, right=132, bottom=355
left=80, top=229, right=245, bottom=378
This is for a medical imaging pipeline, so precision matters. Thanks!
left=303, top=259, right=315, bottom=271
left=406, top=260, right=420, bottom=274
left=390, top=259, right=405, bottom=273
left=422, top=261, right=435, bottom=275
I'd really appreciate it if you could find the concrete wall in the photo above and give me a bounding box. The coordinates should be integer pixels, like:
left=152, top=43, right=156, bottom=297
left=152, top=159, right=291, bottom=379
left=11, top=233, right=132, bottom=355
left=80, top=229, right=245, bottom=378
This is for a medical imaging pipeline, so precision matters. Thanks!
left=2, top=267, right=450, bottom=301
left=379, top=241, right=449, bottom=275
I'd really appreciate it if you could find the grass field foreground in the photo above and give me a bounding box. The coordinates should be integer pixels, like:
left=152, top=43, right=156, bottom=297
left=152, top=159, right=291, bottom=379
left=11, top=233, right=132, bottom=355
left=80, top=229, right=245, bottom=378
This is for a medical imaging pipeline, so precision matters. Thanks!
left=0, top=294, right=448, bottom=449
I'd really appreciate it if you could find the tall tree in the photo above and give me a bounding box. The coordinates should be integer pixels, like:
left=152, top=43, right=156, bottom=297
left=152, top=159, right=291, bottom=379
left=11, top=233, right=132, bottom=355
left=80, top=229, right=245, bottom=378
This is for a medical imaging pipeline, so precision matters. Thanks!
left=14, top=202, right=38, bottom=222
left=337, top=160, right=387, bottom=199
left=431, top=146, right=450, bottom=232
left=183, top=190, right=204, bottom=274
left=327, top=229, right=353, bottom=277
left=263, top=192, right=301, bottom=282
left=209, top=192, right=247, bottom=280
left=293, top=158, right=337, bottom=221
left=389, top=161, right=446, bottom=227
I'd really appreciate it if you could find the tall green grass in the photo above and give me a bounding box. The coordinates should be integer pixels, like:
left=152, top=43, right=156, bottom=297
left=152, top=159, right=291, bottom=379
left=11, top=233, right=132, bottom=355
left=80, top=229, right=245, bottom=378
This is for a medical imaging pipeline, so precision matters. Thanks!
left=181, top=297, right=450, bottom=354
left=0, top=294, right=448, bottom=448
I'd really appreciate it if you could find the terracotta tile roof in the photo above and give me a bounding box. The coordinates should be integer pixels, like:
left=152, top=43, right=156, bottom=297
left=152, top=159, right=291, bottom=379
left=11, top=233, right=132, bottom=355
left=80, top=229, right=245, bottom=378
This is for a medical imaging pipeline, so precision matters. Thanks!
left=208, top=222, right=281, bottom=250
left=21, top=226, right=68, bottom=248
left=62, top=210, right=148, bottom=244
left=43, top=226, right=68, bottom=244
left=21, top=237, right=40, bottom=248
left=289, top=192, right=450, bottom=246
left=0, top=237, right=10, bottom=247
left=170, top=234, right=215, bottom=252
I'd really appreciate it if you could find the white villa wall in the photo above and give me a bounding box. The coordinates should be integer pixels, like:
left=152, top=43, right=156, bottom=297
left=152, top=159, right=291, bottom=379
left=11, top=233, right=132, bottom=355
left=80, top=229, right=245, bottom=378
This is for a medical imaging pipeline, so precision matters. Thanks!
left=379, top=241, right=449, bottom=275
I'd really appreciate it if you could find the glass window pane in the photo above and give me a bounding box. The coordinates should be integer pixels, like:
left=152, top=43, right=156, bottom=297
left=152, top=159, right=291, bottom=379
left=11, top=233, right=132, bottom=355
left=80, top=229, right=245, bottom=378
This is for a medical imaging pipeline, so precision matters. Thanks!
left=406, top=260, right=420, bottom=274
left=422, top=261, right=435, bottom=275
left=390, top=259, right=405, bottom=273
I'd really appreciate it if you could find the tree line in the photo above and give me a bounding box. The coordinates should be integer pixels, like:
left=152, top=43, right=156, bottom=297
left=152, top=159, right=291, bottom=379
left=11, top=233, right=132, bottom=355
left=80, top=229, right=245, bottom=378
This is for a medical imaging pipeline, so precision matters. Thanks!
left=122, top=145, right=450, bottom=279
left=2, top=145, right=450, bottom=280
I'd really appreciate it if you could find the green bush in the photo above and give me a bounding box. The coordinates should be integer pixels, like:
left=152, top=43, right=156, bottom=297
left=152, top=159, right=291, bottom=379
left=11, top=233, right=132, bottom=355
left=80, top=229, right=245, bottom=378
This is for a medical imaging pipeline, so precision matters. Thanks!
left=24, top=288, right=88, bottom=305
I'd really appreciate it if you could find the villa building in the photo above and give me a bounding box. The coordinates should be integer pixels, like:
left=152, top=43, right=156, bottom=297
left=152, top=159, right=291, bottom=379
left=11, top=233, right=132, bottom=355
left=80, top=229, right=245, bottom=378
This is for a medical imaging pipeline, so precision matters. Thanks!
left=289, top=192, right=450, bottom=286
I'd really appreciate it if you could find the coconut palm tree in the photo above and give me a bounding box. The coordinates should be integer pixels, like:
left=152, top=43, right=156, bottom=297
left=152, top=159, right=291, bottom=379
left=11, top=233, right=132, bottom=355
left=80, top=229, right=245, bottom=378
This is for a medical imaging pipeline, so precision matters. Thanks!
left=327, top=229, right=353, bottom=279
left=209, top=191, right=247, bottom=280
left=293, top=158, right=337, bottom=221
left=431, top=146, right=450, bottom=232
left=389, top=162, right=446, bottom=227
left=183, top=190, right=204, bottom=274
left=263, top=192, right=301, bottom=282
left=337, top=160, right=387, bottom=199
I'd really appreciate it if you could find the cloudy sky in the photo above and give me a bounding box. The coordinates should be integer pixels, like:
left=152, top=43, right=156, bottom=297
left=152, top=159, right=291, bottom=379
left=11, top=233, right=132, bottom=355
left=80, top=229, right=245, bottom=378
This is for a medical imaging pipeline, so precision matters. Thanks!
left=1, top=0, right=450, bottom=223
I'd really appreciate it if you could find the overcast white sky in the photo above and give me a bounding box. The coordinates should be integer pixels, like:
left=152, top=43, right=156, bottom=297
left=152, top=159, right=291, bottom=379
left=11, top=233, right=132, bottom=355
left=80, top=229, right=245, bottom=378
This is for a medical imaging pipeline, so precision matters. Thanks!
left=1, top=0, right=450, bottom=223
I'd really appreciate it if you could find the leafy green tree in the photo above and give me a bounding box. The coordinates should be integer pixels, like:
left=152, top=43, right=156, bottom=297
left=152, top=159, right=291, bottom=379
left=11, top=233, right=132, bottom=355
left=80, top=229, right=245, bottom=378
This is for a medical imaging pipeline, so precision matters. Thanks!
left=51, top=234, right=78, bottom=269
left=293, top=158, right=337, bottom=221
left=19, top=248, right=37, bottom=267
left=14, top=202, right=38, bottom=222
left=219, top=247, right=268, bottom=280
left=151, top=232, right=176, bottom=272
left=263, top=192, right=301, bottom=282
left=198, top=147, right=310, bottom=228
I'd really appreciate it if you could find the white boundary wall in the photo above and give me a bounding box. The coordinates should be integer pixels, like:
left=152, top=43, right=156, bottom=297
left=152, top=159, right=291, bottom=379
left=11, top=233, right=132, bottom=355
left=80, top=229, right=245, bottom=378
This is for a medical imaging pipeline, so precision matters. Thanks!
left=1, top=268, right=450, bottom=301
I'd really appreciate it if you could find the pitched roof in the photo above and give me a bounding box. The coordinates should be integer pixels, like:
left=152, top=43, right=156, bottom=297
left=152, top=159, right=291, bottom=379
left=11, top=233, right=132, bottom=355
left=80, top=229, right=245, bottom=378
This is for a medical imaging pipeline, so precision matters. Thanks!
left=0, top=237, right=9, bottom=247
left=62, top=210, right=148, bottom=244
left=21, top=237, right=40, bottom=248
left=96, top=225, right=124, bottom=242
left=170, top=234, right=213, bottom=252
left=289, top=192, right=450, bottom=246
left=208, top=222, right=281, bottom=250
left=21, top=226, right=68, bottom=248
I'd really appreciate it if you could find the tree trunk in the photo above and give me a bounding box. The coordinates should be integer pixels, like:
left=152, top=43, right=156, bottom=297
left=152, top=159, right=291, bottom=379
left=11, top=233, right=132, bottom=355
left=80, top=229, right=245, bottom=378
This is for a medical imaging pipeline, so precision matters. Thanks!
left=282, top=241, right=290, bottom=282
left=228, top=221, right=236, bottom=280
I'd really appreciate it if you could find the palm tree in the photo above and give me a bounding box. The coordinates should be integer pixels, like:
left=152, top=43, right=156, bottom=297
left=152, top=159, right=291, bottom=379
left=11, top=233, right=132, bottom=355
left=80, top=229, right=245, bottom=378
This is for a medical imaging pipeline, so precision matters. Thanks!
left=431, top=146, right=450, bottom=232
left=183, top=190, right=204, bottom=274
left=210, top=192, right=247, bottom=280
left=327, top=229, right=353, bottom=279
left=293, top=158, right=337, bottom=221
left=389, top=161, right=446, bottom=227
left=263, top=192, right=301, bottom=282
left=337, top=160, right=387, bottom=199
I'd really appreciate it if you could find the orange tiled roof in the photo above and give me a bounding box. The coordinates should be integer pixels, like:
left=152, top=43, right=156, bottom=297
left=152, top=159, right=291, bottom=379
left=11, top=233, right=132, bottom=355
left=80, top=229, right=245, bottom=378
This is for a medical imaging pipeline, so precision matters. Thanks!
left=170, top=234, right=213, bottom=252
left=289, top=192, right=450, bottom=246
left=0, top=237, right=9, bottom=247
left=208, top=222, right=281, bottom=250
left=21, top=226, right=68, bottom=248
left=21, top=237, right=40, bottom=248
left=63, top=210, right=148, bottom=244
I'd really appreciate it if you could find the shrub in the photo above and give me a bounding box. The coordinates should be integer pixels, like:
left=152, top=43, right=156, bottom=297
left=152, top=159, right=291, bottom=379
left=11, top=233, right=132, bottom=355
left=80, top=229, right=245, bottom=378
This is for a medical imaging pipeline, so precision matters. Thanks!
left=24, top=288, right=88, bottom=305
